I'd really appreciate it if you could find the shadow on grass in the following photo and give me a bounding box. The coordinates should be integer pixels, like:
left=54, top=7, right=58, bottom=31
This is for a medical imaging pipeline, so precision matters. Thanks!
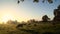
left=20, top=29, right=40, bottom=34
left=42, top=32, right=53, bottom=34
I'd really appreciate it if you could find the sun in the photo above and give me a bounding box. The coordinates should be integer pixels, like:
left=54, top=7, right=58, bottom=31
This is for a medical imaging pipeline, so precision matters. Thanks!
left=1, top=14, right=15, bottom=23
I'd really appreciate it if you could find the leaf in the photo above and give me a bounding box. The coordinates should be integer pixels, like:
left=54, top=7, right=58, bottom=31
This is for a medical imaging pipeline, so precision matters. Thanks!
left=33, top=0, right=39, bottom=3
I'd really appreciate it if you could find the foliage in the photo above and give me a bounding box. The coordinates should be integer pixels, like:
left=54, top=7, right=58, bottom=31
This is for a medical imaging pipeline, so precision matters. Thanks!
left=42, top=15, right=50, bottom=22
left=17, top=0, right=54, bottom=4
left=53, top=5, right=60, bottom=22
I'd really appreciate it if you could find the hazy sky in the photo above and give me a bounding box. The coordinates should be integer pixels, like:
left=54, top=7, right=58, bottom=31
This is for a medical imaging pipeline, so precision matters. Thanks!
left=0, top=0, right=60, bottom=22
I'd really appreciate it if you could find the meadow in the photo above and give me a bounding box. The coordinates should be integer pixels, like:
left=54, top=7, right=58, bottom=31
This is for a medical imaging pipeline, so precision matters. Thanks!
left=0, top=22, right=60, bottom=34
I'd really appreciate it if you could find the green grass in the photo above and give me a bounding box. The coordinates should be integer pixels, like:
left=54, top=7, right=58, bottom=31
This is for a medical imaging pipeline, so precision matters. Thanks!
left=0, top=22, right=60, bottom=34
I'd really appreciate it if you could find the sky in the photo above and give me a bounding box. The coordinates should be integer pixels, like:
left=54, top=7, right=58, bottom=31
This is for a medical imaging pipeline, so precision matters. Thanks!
left=0, top=0, right=60, bottom=23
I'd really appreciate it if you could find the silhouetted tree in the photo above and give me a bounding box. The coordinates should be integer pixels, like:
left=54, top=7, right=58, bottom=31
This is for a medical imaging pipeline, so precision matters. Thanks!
left=7, top=20, right=14, bottom=24
left=27, top=19, right=35, bottom=23
left=27, top=19, right=37, bottom=23
left=53, top=5, right=60, bottom=22
left=42, top=15, right=50, bottom=22
left=7, top=20, right=18, bottom=24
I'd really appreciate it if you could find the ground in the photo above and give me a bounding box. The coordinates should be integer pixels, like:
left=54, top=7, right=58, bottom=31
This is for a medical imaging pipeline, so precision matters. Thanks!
left=0, top=22, right=60, bottom=34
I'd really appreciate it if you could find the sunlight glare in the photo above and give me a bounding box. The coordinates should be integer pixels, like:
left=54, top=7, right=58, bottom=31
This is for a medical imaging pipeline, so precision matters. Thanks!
left=1, top=14, right=15, bottom=23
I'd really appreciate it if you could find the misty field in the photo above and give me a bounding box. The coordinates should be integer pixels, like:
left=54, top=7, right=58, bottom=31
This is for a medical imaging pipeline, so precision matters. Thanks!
left=0, top=22, right=60, bottom=34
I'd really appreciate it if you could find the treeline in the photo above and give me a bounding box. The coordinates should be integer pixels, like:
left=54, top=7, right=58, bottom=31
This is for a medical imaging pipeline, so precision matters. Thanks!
left=6, top=5, right=60, bottom=24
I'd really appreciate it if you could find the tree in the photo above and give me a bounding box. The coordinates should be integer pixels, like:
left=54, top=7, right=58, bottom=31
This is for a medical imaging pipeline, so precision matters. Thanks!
left=17, top=0, right=54, bottom=4
left=53, top=5, right=60, bottom=22
left=7, top=20, right=18, bottom=24
left=27, top=19, right=36, bottom=23
left=42, top=15, right=50, bottom=22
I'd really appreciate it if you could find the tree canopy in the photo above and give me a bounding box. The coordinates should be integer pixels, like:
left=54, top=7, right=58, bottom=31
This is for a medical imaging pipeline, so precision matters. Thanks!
left=17, top=0, right=54, bottom=4
left=53, top=5, right=60, bottom=22
left=42, top=15, right=50, bottom=22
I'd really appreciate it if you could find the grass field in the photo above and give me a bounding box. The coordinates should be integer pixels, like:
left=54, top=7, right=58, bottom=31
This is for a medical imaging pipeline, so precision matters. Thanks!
left=0, top=22, right=60, bottom=34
